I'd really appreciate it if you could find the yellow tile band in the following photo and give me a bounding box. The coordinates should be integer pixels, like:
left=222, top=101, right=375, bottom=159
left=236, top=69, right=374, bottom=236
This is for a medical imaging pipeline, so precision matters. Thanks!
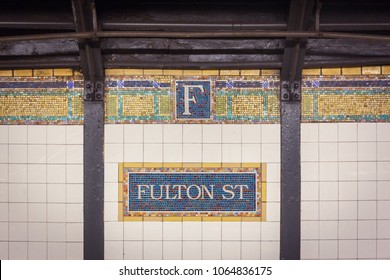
left=222, top=217, right=241, bottom=222
left=124, top=162, right=143, bottom=168
left=163, top=217, right=182, bottom=222
left=183, top=217, right=202, bottom=222
left=124, top=69, right=144, bottom=75
left=143, top=162, right=163, bottom=168
left=203, top=217, right=222, bottom=222
left=183, top=70, right=203, bottom=76
left=144, top=69, right=163, bottom=76
left=163, top=162, right=183, bottom=168
left=220, top=70, right=240, bottom=76
left=124, top=217, right=143, bottom=222
left=202, top=70, right=219, bottom=76
left=182, top=163, right=202, bottom=168
left=144, top=217, right=163, bottom=222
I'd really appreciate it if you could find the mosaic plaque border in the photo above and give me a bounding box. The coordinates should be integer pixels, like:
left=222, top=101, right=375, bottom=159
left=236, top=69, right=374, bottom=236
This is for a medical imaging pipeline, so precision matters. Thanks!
left=118, top=162, right=267, bottom=222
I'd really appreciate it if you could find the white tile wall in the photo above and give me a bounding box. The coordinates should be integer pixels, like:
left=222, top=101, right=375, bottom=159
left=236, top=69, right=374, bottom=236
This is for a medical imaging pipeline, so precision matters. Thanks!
left=104, top=123, right=280, bottom=260
left=301, top=123, right=390, bottom=260
left=0, top=125, right=84, bottom=260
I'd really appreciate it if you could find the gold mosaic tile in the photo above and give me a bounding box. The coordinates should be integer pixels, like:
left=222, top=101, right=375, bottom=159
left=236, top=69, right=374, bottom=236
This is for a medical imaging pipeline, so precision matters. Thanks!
left=302, top=68, right=321, bottom=76
left=232, top=95, right=263, bottom=116
left=382, top=66, right=390, bottom=75
left=267, top=95, right=280, bottom=117
left=105, top=69, right=125, bottom=76
left=122, top=95, right=154, bottom=116
left=240, top=70, right=260, bottom=76
left=342, top=67, right=362, bottom=75
left=0, top=95, right=68, bottom=117
left=13, top=69, right=33, bottom=77
left=53, top=68, right=73, bottom=76
left=107, top=95, right=118, bottom=117
left=144, top=69, right=163, bottom=75
left=302, top=94, right=314, bottom=116
left=220, top=70, right=240, bottom=76
left=158, top=95, right=170, bottom=116
left=362, top=66, right=381, bottom=75
left=0, top=70, right=13, bottom=77
left=72, top=96, right=84, bottom=116
left=183, top=70, right=203, bottom=76
left=163, top=69, right=183, bottom=76
left=216, top=95, right=228, bottom=116
left=202, top=70, right=219, bottom=76
left=322, top=67, right=341, bottom=75
left=261, top=69, right=279, bottom=76
left=124, top=69, right=144, bottom=76
left=33, top=69, right=53, bottom=77
left=318, top=95, right=390, bottom=116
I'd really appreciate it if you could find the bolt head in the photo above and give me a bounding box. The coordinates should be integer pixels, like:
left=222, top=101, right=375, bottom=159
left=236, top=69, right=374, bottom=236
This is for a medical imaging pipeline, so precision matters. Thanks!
left=96, top=94, right=102, bottom=99
left=283, top=93, right=289, bottom=99
left=293, top=93, right=300, bottom=99
left=86, top=94, right=91, bottom=99
left=283, top=83, right=288, bottom=89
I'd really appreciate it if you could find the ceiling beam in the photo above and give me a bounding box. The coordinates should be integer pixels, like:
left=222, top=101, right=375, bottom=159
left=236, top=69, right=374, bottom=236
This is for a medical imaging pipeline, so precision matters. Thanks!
left=71, top=0, right=103, bottom=83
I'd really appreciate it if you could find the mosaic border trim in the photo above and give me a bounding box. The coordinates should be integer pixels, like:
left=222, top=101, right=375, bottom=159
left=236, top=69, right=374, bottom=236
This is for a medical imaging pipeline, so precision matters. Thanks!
left=118, top=162, right=267, bottom=222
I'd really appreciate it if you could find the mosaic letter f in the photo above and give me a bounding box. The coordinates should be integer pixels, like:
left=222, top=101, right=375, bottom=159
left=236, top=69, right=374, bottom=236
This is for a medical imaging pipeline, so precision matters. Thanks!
left=175, top=81, right=211, bottom=119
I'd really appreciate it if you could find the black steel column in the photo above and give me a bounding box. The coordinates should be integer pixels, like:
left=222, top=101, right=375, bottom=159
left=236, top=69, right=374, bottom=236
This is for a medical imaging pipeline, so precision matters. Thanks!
left=280, top=0, right=315, bottom=260
left=72, top=0, right=105, bottom=260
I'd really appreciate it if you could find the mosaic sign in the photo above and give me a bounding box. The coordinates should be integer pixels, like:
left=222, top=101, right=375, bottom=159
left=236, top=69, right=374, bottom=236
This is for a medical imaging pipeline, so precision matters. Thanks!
left=118, top=163, right=266, bottom=220
left=175, top=80, right=211, bottom=119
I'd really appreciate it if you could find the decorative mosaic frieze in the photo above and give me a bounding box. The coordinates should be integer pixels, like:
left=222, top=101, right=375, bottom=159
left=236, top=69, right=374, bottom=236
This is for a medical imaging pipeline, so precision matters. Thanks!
left=302, top=76, right=390, bottom=122
left=0, top=77, right=83, bottom=124
left=1, top=71, right=390, bottom=124
left=105, top=76, right=279, bottom=123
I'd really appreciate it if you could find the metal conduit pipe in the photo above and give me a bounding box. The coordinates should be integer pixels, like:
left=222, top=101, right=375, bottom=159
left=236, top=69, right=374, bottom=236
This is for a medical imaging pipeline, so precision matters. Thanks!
left=1, top=30, right=390, bottom=43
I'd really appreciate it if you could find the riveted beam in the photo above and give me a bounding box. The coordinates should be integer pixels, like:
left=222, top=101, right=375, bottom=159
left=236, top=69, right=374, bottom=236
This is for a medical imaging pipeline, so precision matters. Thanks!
left=280, top=0, right=315, bottom=260
left=71, top=0, right=105, bottom=260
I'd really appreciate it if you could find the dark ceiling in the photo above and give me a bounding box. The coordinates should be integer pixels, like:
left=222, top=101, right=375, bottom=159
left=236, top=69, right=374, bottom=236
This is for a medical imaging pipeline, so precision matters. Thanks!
left=1, top=0, right=390, bottom=70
